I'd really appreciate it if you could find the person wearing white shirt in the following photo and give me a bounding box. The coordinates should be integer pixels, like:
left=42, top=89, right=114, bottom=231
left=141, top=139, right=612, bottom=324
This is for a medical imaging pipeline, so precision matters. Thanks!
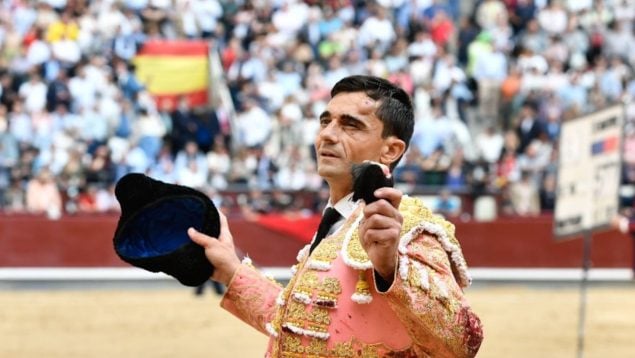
left=44, top=0, right=67, bottom=11
left=272, top=0, right=308, bottom=41
left=69, top=66, right=97, bottom=111
left=411, top=104, right=452, bottom=157
left=174, top=141, right=209, bottom=182
left=407, top=30, right=437, bottom=59
left=537, top=2, right=568, bottom=35
left=26, top=36, right=51, bottom=67
left=125, top=0, right=150, bottom=12
left=275, top=63, right=303, bottom=99
left=8, top=101, right=32, bottom=145
left=79, top=105, right=109, bottom=143
left=236, top=99, right=272, bottom=148
left=476, top=0, right=507, bottom=30
left=207, top=142, right=230, bottom=190
left=126, top=144, right=151, bottom=173
left=323, top=56, right=350, bottom=89
left=194, top=0, right=223, bottom=37
left=475, top=126, right=504, bottom=164
left=227, top=51, right=268, bottom=84
left=97, top=2, right=127, bottom=39
left=51, top=34, right=81, bottom=66
left=19, top=74, right=47, bottom=114
left=473, top=47, right=507, bottom=122
left=275, top=160, right=307, bottom=191
left=258, top=73, right=286, bottom=111
left=12, top=3, right=38, bottom=36
left=176, top=160, right=208, bottom=189
left=178, top=0, right=198, bottom=38
left=357, top=7, right=395, bottom=50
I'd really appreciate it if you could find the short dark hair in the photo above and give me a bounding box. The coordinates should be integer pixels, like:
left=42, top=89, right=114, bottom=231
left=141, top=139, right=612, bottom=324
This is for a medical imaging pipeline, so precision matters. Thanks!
left=331, top=75, right=414, bottom=169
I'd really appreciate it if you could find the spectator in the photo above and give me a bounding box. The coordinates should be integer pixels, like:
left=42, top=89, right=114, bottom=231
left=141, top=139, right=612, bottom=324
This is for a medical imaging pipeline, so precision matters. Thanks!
left=8, top=101, right=32, bottom=146
left=537, top=1, right=568, bottom=35
left=85, top=145, right=116, bottom=186
left=539, top=172, right=557, bottom=212
left=0, top=0, right=633, bottom=220
left=275, top=159, right=307, bottom=191
left=408, top=30, right=437, bottom=59
left=26, top=28, right=51, bottom=68
left=498, top=148, right=521, bottom=185
left=445, top=152, right=468, bottom=191
left=235, top=98, right=271, bottom=148
left=174, top=140, right=208, bottom=182
left=411, top=101, right=452, bottom=157
left=133, top=108, right=166, bottom=160
left=429, top=9, right=454, bottom=47
left=435, top=188, right=461, bottom=217
left=476, top=126, right=504, bottom=164
left=520, top=19, right=548, bottom=54
left=509, top=170, right=540, bottom=216
left=0, top=116, right=18, bottom=205
left=515, top=100, right=543, bottom=154
left=476, top=0, right=507, bottom=31
left=19, top=72, right=48, bottom=114
left=473, top=40, right=508, bottom=123
left=176, top=158, right=207, bottom=189
left=357, top=6, right=395, bottom=52
left=510, top=0, right=537, bottom=35
left=46, top=11, right=79, bottom=43
left=25, top=167, right=63, bottom=218
left=51, top=32, right=82, bottom=68
left=456, top=16, right=479, bottom=66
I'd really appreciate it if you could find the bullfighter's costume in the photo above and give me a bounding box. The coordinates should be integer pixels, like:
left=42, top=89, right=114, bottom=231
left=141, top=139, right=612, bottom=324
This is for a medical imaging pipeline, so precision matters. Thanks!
left=222, top=194, right=483, bottom=357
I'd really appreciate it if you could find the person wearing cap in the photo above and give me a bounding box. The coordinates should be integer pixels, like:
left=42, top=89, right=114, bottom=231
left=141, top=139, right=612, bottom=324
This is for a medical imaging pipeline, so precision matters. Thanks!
left=188, top=75, right=483, bottom=357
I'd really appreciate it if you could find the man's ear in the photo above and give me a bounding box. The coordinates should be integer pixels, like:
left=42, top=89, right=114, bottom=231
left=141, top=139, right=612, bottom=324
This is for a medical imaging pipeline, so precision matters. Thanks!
left=380, top=136, right=406, bottom=168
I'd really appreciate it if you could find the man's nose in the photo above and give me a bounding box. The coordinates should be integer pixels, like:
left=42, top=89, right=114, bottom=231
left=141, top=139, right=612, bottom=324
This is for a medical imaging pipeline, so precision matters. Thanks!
left=319, top=121, right=340, bottom=142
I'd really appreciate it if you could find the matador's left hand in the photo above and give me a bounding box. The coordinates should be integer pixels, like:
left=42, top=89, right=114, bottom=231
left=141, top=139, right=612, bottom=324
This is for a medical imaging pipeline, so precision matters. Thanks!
left=359, top=187, right=403, bottom=282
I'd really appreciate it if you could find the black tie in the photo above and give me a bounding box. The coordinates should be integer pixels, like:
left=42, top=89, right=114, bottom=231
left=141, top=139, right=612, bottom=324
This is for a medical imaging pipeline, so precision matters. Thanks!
left=309, top=207, right=342, bottom=254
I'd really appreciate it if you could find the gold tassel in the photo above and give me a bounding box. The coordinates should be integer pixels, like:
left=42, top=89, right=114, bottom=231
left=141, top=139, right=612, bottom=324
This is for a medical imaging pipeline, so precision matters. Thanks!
left=351, top=270, right=373, bottom=304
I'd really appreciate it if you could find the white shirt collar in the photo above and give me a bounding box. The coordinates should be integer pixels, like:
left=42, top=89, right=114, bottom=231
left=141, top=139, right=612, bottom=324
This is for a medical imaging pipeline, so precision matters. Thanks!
left=326, top=192, right=356, bottom=220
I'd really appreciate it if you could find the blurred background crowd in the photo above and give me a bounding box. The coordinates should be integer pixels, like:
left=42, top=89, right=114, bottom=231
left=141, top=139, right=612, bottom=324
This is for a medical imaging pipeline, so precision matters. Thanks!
left=0, top=0, right=634, bottom=220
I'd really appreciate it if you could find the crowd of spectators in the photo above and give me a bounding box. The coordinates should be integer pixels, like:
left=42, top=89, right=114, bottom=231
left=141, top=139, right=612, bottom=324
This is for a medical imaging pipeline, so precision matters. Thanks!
left=0, top=0, right=634, bottom=220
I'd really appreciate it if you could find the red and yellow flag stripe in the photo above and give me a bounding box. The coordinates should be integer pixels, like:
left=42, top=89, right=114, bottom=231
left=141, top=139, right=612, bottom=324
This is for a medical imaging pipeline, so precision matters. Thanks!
left=134, top=41, right=209, bottom=109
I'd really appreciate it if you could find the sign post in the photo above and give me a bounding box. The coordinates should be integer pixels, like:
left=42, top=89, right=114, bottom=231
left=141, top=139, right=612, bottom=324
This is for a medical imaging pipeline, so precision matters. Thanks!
left=554, top=105, right=625, bottom=358
left=576, top=230, right=592, bottom=358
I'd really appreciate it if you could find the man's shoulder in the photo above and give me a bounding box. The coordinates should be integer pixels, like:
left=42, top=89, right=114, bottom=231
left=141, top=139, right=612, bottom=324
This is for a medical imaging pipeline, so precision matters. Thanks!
left=398, top=195, right=471, bottom=288
left=399, top=195, right=456, bottom=235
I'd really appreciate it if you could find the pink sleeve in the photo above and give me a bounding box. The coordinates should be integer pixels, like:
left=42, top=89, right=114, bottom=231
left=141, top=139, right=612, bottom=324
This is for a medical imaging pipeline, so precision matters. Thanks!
left=220, top=264, right=283, bottom=335
left=377, top=233, right=483, bottom=357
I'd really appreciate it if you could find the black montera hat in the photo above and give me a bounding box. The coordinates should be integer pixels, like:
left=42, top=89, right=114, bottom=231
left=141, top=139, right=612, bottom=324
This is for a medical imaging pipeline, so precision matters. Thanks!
left=351, top=161, right=394, bottom=204
left=112, top=173, right=220, bottom=287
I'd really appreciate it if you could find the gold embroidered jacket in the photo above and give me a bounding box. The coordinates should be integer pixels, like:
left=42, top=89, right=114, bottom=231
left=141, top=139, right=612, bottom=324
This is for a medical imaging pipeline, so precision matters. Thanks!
left=221, top=196, right=483, bottom=357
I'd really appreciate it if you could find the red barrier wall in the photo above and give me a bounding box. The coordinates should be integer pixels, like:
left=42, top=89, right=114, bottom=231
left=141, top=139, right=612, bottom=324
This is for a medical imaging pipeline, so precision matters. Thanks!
left=0, top=214, right=631, bottom=268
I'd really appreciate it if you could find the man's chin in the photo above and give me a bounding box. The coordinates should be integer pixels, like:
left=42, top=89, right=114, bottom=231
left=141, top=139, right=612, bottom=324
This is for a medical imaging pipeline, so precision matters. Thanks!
left=317, top=166, right=341, bottom=180
left=318, top=166, right=353, bottom=182
left=317, top=167, right=334, bottom=178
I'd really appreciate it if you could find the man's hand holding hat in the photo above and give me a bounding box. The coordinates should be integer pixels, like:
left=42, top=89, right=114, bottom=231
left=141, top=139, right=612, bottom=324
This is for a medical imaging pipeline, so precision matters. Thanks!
left=188, top=213, right=241, bottom=286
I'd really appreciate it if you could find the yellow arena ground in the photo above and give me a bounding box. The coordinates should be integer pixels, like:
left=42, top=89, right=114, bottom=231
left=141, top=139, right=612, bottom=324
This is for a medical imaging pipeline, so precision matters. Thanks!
left=1, top=285, right=633, bottom=357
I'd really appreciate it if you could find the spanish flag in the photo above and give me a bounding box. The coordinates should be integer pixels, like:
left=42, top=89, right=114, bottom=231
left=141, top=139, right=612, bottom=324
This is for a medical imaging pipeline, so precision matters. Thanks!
left=134, top=41, right=209, bottom=109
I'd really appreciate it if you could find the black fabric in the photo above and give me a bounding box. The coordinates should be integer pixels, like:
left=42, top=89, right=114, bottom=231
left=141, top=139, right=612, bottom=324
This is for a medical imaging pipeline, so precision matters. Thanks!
left=112, top=173, right=220, bottom=287
left=351, top=162, right=393, bottom=204
left=309, top=207, right=342, bottom=254
left=374, top=270, right=394, bottom=292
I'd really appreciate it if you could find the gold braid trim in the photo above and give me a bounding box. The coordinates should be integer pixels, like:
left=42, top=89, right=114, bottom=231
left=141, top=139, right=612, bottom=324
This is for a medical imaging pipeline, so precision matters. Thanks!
left=341, top=196, right=471, bottom=288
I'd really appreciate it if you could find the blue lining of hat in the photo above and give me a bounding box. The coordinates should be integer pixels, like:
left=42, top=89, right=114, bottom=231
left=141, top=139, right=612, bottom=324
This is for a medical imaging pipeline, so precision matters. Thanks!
left=116, top=196, right=205, bottom=259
